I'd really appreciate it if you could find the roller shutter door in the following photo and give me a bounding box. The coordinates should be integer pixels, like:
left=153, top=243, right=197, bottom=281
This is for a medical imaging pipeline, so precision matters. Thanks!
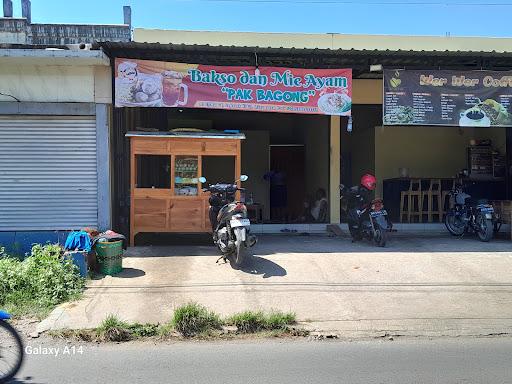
left=0, top=116, right=98, bottom=230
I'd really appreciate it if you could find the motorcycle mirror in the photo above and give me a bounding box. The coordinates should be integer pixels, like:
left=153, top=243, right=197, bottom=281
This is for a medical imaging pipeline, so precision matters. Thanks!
left=199, top=177, right=207, bottom=183
left=240, top=175, right=249, bottom=182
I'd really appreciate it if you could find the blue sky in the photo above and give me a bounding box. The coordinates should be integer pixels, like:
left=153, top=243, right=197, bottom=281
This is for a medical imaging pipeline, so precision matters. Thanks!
left=11, top=0, right=512, bottom=37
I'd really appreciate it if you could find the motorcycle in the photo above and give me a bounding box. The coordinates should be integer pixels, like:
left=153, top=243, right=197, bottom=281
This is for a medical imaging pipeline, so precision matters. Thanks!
left=445, top=181, right=494, bottom=242
left=0, top=310, right=24, bottom=383
left=201, top=175, right=257, bottom=267
left=340, top=184, right=392, bottom=247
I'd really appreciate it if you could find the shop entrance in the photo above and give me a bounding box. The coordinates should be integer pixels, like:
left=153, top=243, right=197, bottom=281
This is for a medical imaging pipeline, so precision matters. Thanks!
left=113, top=107, right=331, bottom=242
left=269, top=145, right=305, bottom=222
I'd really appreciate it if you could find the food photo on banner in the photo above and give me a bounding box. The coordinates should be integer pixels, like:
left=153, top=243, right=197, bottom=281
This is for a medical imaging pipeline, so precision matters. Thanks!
left=383, top=69, right=512, bottom=127
left=114, top=58, right=352, bottom=116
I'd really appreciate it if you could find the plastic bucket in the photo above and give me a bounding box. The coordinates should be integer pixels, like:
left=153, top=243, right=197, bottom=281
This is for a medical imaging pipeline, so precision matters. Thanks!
left=65, top=251, right=88, bottom=278
left=95, top=240, right=123, bottom=276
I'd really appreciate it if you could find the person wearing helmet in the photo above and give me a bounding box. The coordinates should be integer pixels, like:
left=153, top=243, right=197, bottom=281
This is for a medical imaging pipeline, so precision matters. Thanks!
left=357, top=173, right=376, bottom=207
left=339, top=173, right=378, bottom=241
left=360, top=174, right=376, bottom=191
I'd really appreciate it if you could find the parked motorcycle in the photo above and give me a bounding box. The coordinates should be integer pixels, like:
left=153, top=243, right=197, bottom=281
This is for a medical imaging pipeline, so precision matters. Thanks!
left=201, top=175, right=257, bottom=267
left=445, top=179, right=494, bottom=242
left=340, top=184, right=392, bottom=247
left=0, top=310, right=24, bottom=383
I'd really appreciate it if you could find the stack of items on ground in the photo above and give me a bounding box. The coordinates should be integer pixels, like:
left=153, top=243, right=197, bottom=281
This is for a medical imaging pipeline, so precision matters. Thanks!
left=64, top=229, right=126, bottom=276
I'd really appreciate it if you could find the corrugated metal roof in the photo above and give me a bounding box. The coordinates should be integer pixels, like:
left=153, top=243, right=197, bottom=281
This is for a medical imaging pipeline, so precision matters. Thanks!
left=94, top=41, right=512, bottom=58
left=93, top=41, right=512, bottom=76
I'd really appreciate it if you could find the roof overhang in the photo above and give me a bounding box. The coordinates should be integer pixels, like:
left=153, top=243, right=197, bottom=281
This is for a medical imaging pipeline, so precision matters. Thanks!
left=94, top=41, right=512, bottom=78
left=0, top=48, right=110, bottom=66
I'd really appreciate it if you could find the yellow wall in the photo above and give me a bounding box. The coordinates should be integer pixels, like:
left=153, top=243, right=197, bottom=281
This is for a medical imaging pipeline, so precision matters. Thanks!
left=374, top=126, right=507, bottom=196
left=135, top=29, right=512, bottom=53
left=0, top=64, right=110, bottom=103
left=353, top=80, right=382, bottom=105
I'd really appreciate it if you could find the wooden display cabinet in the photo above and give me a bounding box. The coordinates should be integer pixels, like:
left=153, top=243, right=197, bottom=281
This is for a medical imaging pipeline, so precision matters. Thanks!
left=127, top=132, right=244, bottom=246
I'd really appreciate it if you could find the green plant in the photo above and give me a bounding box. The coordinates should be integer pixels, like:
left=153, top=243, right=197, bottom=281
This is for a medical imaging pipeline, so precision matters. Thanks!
left=157, top=322, right=175, bottom=338
left=265, top=311, right=296, bottom=330
left=128, top=323, right=159, bottom=338
left=226, top=310, right=296, bottom=333
left=226, top=310, right=266, bottom=333
left=96, top=315, right=131, bottom=342
left=0, top=244, right=85, bottom=317
left=171, top=302, right=222, bottom=337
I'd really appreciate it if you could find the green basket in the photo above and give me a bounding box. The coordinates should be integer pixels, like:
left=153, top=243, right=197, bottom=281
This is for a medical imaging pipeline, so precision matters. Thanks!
left=96, top=240, right=123, bottom=275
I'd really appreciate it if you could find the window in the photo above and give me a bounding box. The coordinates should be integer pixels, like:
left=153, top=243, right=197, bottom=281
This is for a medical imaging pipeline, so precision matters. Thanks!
left=174, top=156, right=199, bottom=196
left=135, top=155, right=171, bottom=189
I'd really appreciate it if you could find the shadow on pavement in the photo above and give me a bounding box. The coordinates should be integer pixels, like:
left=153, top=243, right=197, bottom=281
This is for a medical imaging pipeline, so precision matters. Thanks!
left=239, top=256, right=287, bottom=278
left=115, top=268, right=146, bottom=278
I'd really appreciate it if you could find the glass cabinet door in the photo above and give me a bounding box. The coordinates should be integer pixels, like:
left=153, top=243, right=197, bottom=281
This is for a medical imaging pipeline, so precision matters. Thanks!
left=174, top=156, right=199, bottom=196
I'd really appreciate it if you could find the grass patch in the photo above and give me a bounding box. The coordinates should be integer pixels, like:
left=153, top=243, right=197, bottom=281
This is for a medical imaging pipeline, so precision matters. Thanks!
left=127, top=323, right=160, bottom=338
left=226, top=310, right=266, bottom=333
left=157, top=322, right=175, bottom=338
left=0, top=244, right=85, bottom=318
left=226, top=310, right=296, bottom=333
left=96, top=315, right=131, bottom=342
left=48, top=306, right=299, bottom=343
left=171, top=302, right=223, bottom=337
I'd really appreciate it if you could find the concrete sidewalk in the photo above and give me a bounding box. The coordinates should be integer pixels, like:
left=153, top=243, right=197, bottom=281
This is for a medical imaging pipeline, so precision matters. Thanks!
left=39, top=233, right=512, bottom=337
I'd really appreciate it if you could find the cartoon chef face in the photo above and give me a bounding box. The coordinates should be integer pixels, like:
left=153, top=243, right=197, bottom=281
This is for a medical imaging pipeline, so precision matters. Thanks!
left=118, top=61, right=138, bottom=82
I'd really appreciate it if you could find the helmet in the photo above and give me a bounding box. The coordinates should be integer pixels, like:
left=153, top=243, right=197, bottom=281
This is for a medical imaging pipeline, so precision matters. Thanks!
left=360, top=174, right=376, bottom=190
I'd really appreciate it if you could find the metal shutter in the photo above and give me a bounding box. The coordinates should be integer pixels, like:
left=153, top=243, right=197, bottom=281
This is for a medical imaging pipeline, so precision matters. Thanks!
left=0, top=116, right=98, bottom=230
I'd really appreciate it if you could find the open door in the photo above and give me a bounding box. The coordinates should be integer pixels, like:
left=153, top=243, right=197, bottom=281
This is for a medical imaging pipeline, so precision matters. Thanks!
left=269, top=145, right=305, bottom=223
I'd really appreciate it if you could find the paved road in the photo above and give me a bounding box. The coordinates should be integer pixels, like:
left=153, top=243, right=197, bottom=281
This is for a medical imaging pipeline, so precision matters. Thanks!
left=14, top=338, right=512, bottom=384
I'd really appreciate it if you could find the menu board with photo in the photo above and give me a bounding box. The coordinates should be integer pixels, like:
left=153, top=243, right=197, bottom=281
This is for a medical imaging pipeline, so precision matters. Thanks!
left=383, top=69, right=512, bottom=127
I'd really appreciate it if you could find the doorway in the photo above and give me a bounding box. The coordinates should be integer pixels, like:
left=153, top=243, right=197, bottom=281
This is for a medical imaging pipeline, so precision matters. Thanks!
left=268, top=145, right=305, bottom=222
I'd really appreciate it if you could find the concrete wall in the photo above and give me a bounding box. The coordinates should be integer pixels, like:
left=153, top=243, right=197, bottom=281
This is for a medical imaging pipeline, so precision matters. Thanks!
left=0, top=63, right=110, bottom=103
left=374, top=125, right=507, bottom=196
left=0, top=18, right=130, bottom=44
left=135, top=28, right=512, bottom=53
left=0, top=18, right=26, bottom=43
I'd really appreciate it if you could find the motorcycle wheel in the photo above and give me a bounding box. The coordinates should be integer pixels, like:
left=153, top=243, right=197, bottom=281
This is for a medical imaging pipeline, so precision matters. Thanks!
left=476, top=216, right=493, bottom=242
left=445, top=211, right=465, bottom=236
left=231, top=228, right=247, bottom=268
left=348, top=223, right=362, bottom=241
left=0, top=320, right=24, bottom=383
left=373, top=224, right=387, bottom=247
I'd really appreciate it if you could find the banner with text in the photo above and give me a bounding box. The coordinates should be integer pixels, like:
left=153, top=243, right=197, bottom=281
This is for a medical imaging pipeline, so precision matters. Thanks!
left=115, top=58, right=352, bottom=115
left=383, top=69, right=512, bottom=127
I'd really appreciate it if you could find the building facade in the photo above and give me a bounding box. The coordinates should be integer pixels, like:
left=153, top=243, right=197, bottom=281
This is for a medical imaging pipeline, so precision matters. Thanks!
left=0, top=0, right=131, bottom=45
left=96, top=30, right=512, bottom=243
left=0, top=48, right=112, bottom=254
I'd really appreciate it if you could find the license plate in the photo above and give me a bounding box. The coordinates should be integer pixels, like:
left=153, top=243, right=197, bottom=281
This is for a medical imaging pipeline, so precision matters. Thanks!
left=480, top=207, right=494, bottom=213
left=485, top=213, right=493, bottom=219
left=370, top=210, right=387, bottom=217
left=230, top=218, right=250, bottom=228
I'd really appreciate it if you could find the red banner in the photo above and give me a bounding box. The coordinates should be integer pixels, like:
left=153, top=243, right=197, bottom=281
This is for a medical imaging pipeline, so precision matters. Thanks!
left=115, top=58, right=352, bottom=116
